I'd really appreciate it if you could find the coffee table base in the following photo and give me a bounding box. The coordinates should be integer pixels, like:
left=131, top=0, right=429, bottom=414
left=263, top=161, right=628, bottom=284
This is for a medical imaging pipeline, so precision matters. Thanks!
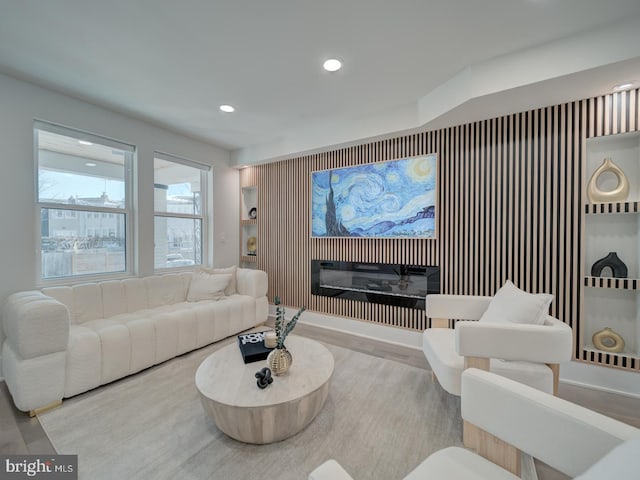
left=199, top=381, right=330, bottom=444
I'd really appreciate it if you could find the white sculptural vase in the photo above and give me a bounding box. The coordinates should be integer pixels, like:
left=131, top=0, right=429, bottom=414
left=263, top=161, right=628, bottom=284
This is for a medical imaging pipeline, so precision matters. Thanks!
left=586, top=157, right=630, bottom=204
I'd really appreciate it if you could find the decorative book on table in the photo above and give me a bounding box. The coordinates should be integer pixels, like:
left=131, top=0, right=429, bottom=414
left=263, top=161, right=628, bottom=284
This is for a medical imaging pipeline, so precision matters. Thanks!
left=237, top=331, right=274, bottom=364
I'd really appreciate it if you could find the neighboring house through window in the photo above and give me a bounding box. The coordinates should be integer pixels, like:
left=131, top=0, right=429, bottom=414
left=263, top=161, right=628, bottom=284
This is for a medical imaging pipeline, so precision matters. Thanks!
left=35, top=121, right=135, bottom=280
left=153, top=152, right=210, bottom=269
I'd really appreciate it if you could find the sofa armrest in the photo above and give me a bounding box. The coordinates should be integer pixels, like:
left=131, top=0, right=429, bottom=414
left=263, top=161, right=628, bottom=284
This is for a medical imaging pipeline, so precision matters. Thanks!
left=236, top=268, right=268, bottom=298
left=2, top=291, right=70, bottom=359
left=426, top=294, right=492, bottom=321
left=455, top=318, right=572, bottom=364
left=308, top=460, right=354, bottom=480
left=461, top=369, right=639, bottom=478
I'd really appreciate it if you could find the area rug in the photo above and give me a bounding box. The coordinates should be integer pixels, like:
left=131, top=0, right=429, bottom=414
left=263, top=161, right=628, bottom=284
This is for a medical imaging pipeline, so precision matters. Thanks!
left=38, top=335, right=534, bottom=480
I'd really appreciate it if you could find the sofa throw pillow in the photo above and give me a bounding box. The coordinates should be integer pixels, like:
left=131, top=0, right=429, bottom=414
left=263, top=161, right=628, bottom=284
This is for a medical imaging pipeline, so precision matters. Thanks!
left=479, top=280, right=553, bottom=325
left=187, top=271, right=231, bottom=302
left=202, top=265, right=237, bottom=296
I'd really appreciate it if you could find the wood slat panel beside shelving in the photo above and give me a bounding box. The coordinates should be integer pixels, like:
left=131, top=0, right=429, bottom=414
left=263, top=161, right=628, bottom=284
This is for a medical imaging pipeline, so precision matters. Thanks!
left=240, top=88, right=640, bottom=372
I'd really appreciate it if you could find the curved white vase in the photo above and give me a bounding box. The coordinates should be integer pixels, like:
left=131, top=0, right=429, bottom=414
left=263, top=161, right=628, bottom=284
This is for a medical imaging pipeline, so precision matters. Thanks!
left=586, top=157, right=629, bottom=203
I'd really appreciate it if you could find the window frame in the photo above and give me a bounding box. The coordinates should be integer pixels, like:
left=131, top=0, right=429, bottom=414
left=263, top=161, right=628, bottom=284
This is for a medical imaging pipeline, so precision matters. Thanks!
left=34, top=120, right=136, bottom=284
left=153, top=151, right=211, bottom=271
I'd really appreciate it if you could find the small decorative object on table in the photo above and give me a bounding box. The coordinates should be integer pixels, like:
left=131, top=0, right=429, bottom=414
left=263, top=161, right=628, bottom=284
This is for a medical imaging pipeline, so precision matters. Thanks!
left=264, top=330, right=277, bottom=348
left=255, top=367, right=273, bottom=389
left=592, top=327, right=625, bottom=353
left=237, top=331, right=274, bottom=364
left=267, top=296, right=306, bottom=375
left=249, top=207, right=257, bottom=219
left=591, top=252, right=628, bottom=278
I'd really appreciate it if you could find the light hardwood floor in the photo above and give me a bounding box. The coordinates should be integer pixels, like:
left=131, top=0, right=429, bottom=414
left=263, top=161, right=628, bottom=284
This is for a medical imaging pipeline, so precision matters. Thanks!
left=1, top=322, right=638, bottom=480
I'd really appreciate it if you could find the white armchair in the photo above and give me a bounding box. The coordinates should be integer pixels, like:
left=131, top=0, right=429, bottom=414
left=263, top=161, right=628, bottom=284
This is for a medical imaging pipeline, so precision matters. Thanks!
left=422, top=291, right=573, bottom=396
left=309, top=369, right=640, bottom=480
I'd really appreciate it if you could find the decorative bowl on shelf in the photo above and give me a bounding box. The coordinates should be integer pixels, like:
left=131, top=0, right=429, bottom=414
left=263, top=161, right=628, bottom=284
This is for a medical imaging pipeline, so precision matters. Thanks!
left=247, top=236, right=257, bottom=254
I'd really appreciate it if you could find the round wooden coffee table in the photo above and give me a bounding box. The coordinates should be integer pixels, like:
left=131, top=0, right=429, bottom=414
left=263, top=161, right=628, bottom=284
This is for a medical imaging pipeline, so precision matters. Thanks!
left=195, top=335, right=334, bottom=444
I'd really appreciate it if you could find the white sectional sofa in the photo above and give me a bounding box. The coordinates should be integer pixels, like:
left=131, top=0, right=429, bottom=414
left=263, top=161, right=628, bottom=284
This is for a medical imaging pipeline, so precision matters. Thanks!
left=1, top=267, right=268, bottom=412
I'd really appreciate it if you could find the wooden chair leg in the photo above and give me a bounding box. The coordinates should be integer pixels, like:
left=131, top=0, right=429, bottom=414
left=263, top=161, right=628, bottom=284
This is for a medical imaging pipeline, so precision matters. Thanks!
left=464, top=421, right=521, bottom=477
left=29, top=399, right=62, bottom=417
left=464, top=356, right=490, bottom=371
left=546, top=363, right=560, bottom=396
left=430, top=317, right=449, bottom=328
left=463, top=420, right=479, bottom=449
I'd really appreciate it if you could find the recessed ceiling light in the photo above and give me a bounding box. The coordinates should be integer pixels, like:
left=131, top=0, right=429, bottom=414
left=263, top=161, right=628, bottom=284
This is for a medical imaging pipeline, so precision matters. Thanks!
left=613, top=82, right=635, bottom=92
left=219, top=104, right=235, bottom=113
left=85, top=162, right=97, bottom=167
left=323, top=58, right=342, bottom=72
left=78, top=140, right=93, bottom=146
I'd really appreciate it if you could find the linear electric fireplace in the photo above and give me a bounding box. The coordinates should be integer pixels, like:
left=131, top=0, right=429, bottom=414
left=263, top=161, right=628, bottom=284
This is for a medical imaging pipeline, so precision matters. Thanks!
left=311, top=260, right=440, bottom=310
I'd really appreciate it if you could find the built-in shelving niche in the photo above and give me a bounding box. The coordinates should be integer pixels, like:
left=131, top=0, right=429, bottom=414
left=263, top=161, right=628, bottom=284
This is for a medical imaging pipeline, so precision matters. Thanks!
left=582, top=131, right=640, bottom=362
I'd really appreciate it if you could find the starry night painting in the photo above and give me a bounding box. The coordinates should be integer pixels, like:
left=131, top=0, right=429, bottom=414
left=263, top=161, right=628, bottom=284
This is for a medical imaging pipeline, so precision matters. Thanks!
left=311, top=155, right=437, bottom=238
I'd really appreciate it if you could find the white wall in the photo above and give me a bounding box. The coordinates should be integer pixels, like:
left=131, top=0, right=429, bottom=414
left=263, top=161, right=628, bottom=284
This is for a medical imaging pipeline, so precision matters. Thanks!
left=0, top=73, right=240, bottom=373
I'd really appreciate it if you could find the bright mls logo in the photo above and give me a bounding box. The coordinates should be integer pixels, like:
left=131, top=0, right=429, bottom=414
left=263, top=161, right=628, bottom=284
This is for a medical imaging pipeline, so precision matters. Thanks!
left=239, top=332, right=265, bottom=345
left=1, top=455, right=77, bottom=480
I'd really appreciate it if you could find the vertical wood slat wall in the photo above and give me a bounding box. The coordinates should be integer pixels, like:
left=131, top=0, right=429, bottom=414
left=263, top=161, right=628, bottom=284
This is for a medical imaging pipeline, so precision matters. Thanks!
left=239, top=89, right=640, bottom=371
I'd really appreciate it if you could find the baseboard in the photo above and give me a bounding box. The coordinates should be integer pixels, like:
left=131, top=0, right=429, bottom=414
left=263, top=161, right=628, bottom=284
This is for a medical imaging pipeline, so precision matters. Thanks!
left=559, top=360, right=640, bottom=399
left=271, top=306, right=423, bottom=351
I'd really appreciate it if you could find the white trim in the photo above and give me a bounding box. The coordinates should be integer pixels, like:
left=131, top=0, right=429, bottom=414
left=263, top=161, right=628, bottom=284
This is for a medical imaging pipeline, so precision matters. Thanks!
left=34, top=119, right=135, bottom=152
left=271, top=306, right=423, bottom=349
left=559, top=360, right=640, bottom=399
left=154, top=150, right=211, bottom=171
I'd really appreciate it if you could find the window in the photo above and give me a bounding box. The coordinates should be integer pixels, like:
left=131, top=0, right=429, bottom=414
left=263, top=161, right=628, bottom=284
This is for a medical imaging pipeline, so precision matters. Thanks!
left=154, top=152, right=210, bottom=269
left=36, top=121, right=134, bottom=280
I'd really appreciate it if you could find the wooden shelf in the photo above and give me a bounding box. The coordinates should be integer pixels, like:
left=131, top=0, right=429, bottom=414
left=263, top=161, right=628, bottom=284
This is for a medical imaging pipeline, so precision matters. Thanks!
left=583, top=345, right=638, bottom=359
left=583, top=276, right=640, bottom=290
left=241, top=255, right=257, bottom=263
left=585, top=201, right=640, bottom=215
left=241, top=219, right=257, bottom=225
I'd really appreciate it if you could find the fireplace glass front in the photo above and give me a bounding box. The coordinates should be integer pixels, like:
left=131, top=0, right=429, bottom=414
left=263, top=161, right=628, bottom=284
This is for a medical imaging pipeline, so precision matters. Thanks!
left=311, top=260, right=440, bottom=310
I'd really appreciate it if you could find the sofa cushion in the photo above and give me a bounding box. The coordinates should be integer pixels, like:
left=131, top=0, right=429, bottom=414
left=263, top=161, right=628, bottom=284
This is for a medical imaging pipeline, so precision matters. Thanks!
left=41, top=286, right=75, bottom=323
left=101, top=280, right=128, bottom=318
left=187, top=271, right=231, bottom=301
left=146, top=274, right=187, bottom=308
left=122, top=278, right=149, bottom=313
left=82, top=319, right=131, bottom=384
left=479, top=280, right=552, bottom=326
left=209, top=265, right=238, bottom=295
left=2, top=291, right=69, bottom=358
left=65, top=325, right=102, bottom=397
left=72, top=283, right=103, bottom=323
left=110, top=313, right=157, bottom=374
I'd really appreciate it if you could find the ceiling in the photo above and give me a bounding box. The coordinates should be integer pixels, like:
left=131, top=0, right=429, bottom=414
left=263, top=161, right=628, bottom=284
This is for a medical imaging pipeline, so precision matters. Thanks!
left=1, top=0, right=640, bottom=166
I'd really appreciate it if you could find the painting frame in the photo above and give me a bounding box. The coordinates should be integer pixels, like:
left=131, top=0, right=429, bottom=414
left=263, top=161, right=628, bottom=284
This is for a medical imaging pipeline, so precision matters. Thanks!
left=310, top=154, right=437, bottom=239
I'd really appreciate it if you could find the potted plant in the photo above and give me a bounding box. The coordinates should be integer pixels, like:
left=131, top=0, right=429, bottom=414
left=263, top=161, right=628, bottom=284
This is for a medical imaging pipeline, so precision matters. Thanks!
left=267, top=296, right=306, bottom=375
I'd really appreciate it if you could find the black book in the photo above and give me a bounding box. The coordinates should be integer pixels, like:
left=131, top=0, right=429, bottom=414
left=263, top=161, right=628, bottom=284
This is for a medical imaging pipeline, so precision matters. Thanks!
left=237, top=331, right=274, bottom=364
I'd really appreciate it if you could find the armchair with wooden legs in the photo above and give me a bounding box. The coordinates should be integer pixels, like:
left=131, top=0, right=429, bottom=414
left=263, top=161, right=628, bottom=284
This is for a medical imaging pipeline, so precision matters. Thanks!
left=422, top=293, right=573, bottom=397
left=309, top=369, right=639, bottom=480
